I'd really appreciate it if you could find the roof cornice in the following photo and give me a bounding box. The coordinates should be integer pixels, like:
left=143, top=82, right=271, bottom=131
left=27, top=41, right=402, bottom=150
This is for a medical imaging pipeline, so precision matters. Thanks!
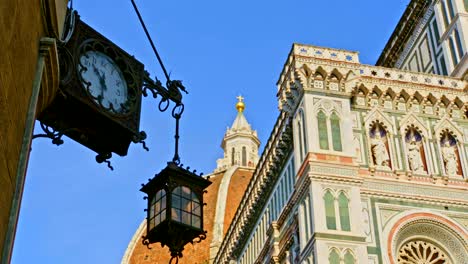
left=376, top=0, right=430, bottom=67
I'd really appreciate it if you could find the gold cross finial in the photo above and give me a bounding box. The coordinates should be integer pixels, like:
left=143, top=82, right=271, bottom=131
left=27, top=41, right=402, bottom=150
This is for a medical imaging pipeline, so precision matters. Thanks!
left=236, top=95, right=245, bottom=112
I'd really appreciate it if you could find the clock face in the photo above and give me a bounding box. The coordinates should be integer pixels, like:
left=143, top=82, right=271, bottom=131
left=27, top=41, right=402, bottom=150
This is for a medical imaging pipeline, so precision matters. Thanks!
left=79, top=51, right=128, bottom=113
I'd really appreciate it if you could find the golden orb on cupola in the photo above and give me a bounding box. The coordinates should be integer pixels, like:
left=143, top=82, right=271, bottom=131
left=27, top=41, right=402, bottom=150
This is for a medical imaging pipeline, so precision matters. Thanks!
left=236, top=95, right=245, bottom=112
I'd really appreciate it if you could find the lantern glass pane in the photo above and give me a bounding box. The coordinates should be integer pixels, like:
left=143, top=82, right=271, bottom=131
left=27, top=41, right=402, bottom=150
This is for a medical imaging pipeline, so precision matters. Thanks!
left=172, top=194, right=181, bottom=209
left=172, top=209, right=181, bottom=221
left=170, top=186, right=203, bottom=229
left=182, top=212, right=191, bottom=225
left=181, top=197, right=191, bottom=212
left=192, top=216, right=201, bottom=229
left=155, top=200, right=161, bottom=212
left=149, top=189, right=167, bottom=229
left=150, top=201, right=155, bottom=218
left=160, top=209, right=166, bottom=221
left=182, top=186, right=191, bottom=198
left=193, top=202, right=201, bottom=216
left=155, top=215, right=161, bottom=226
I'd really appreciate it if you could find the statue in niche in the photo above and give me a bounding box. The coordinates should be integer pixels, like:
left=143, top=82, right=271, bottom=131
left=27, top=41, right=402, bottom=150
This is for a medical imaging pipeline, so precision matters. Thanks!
left=370, top=125, right=390, bottom=168
left=353, top=135, right=362, bottom=163
left=441, top=135, right=458, bottom=176
left=406, top=130, right=425, bottom=173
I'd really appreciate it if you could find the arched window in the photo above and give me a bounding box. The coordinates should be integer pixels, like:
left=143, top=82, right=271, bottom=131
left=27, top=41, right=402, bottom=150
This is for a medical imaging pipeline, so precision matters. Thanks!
left=329, top=74, right=339, bottom=91
left=324, top=191, right=336, bottom=230
left=441, top=0, right=450, bottom=28
left=329, top=249, right=340, bottom=264
left=313, top=72, right=324, bottom=89
left=231, top=147, right=235, bottom=165
left=298, top=119, right=304, bottom=161
left=454, top=30, right=464, bottom=61
left=344, top=250, right=355, bottom=264
left=449, top=37, right=459, bottom=65
left=318, top=111, right=329, bottom=150
left=242, top=146, right=247, bottom=166
left=330, top=112, right=342, bottom=151
left=149, top=189, right=166, bottom=229
left=447, top=0, right=455, bottom=19
left=338, top=192, right=351, bottom=231
left=300, top=110, right=308, bottom=156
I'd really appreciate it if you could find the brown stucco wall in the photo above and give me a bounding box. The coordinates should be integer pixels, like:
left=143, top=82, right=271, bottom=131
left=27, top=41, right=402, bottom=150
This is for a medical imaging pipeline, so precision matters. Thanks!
left=223, top=169, right=253, bottom=236
left=0, top=0, right=67, bottom=261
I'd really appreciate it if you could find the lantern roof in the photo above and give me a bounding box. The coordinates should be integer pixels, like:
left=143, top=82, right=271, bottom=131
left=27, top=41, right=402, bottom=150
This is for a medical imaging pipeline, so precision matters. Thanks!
left=140, top=162, right=211, bottom=194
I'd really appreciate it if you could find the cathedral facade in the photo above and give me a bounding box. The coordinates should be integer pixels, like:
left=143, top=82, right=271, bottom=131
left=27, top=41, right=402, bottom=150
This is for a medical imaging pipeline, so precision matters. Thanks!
left=213, top=1, right=467, bottom=263
left=214, top=43, right=467, bottom=264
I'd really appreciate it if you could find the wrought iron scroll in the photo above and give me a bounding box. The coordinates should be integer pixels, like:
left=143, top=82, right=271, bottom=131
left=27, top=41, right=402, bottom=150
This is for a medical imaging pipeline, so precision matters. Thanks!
left=96, top=152, right=113, bottom=170
left=132, top=131, right=149, bottom=151
left=142, top=73, right=188, bottom=113
left=32, top=122, right=65, bottom=146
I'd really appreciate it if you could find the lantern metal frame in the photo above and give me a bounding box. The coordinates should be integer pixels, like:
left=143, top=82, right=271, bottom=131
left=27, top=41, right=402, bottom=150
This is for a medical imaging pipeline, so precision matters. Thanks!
left=140, top=161, right=211, bottom=259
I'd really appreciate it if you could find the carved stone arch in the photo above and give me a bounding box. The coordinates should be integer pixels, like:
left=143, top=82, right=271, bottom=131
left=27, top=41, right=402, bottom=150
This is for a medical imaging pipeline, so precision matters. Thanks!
left=328, top=70, right=342, bottom=91
left=399, top=113, right=429, bottom=139
left=328, top=246, right=341, bottom=262
left=386, top=211, right=468, bottom=264
left=300, top=64, right=313, bottom=79
left=322, top=188, right=336, bottom=197
left=343, top=248, right=357, bottom=263
left=337, top=189, right=350, bottom=199
left=343, top=70, right=359, bottom=92
left=385, top=88, right=397, bottom=99
left=417, top=89, right=430, bottom=98
left=312, top=98, right=344, bottom=117
left=293, top=69, right=307, bottom=90
left=426, top=93, right=437, bottom=105
left=309, top=66, right=327, bottom=90
left=364, top=107, right=394, bottom=134
left=453, top=97, right=464, bottom=109
left=329, top=68, right=343, bottom=81
left=371, top=85, right=383, bottom=98
left=440, top=95, right=451, bottom=107
left=356, top=83, right=369, bottom=95
left=413, top=91, right=424, bottom=103
left=433, top=117, right=464, bottom=143
left=344, top=70, right=357, bottom=81
left=314, top=66, right=327, bottom=80
left=398, top=90, right=411, bottom=102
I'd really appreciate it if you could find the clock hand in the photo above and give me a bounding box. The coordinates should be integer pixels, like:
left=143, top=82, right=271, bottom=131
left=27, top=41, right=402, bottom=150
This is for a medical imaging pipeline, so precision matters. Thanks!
left=92, top=65, right=108, bottom=99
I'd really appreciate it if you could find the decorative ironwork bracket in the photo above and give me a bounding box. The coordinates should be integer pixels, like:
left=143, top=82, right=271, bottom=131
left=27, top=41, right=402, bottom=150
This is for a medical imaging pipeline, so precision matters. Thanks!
left=142, top=72, right=187, bottom=113
left=32, top=122, right=65, bottom=146
left=133, top=131, right=149, bottom=151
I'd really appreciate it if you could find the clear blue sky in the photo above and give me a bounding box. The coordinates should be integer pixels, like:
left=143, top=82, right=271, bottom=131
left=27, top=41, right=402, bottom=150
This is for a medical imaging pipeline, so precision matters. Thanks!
left=12, top=1, right=408, bottom=263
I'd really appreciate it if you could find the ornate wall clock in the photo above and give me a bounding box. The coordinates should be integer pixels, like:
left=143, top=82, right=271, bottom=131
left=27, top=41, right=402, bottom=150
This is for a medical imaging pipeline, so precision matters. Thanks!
left=38, top=14, right=146, bottom=167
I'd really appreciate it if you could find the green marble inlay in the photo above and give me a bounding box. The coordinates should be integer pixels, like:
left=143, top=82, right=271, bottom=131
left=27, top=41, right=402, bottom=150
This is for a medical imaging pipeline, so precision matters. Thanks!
left=313, top=232, right=366, bottom=242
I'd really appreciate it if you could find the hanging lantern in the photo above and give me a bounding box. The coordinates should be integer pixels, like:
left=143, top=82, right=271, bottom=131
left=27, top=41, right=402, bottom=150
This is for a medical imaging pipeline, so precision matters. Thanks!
left=140, top=161, right=211, bottom=259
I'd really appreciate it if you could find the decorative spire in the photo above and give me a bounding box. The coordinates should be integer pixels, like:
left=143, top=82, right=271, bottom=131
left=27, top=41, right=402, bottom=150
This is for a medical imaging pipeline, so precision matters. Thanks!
left=236, top=95, right=245, bottom=112
left=215, top=96, right=260, bottom=172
